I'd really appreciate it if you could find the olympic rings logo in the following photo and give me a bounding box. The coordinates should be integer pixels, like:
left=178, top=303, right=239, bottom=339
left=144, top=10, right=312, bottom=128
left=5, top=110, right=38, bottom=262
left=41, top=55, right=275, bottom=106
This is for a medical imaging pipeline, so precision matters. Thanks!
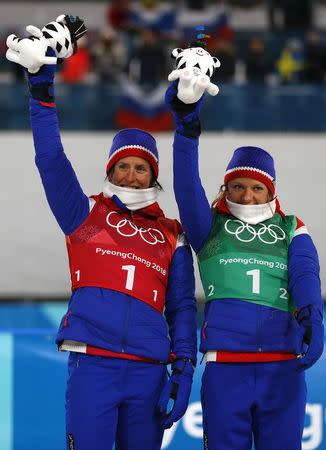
left=224, top=219, right=286, bottom=244
left=106, top=211, right=165, bottom=245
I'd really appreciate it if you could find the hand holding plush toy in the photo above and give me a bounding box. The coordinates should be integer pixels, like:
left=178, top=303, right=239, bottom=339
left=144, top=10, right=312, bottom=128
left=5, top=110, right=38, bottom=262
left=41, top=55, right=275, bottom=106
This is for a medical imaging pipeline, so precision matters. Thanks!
left=6, top=14, right=86, bottom=73
left=168, top=30, right=221, bottom=104
left=6, top=26, right=56, bottom=74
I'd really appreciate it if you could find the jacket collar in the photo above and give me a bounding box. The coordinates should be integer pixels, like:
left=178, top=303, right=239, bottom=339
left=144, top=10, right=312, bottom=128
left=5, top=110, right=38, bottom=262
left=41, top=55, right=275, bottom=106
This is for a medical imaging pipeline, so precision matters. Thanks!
left=97, top=193, right=165, bottom=219
left=216, top=197, right=284, bottom=219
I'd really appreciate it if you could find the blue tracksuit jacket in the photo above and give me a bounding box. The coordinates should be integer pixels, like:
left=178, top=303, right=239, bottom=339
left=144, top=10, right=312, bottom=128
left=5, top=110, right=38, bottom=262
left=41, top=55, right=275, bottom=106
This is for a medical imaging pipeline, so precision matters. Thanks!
left=172, top=132, right=323, bottom=356
left=29, top=98, right=197, bottom=364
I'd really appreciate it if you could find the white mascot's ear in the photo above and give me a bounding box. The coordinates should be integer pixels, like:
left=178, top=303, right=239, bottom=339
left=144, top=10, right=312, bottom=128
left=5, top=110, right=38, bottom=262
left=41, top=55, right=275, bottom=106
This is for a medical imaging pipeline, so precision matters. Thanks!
left=212, top=57, right=221, bottom=68
left=171, top=48, right=183, bottom=59
left=55, top=14, right=66, bottom=23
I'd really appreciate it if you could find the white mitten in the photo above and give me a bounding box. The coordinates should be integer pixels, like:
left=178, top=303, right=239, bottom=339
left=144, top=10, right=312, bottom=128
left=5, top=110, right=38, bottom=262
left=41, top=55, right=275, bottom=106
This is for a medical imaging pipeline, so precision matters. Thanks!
left=168, top=46, right=221, bottom=104
left=6, top=26, right=57, bottom=73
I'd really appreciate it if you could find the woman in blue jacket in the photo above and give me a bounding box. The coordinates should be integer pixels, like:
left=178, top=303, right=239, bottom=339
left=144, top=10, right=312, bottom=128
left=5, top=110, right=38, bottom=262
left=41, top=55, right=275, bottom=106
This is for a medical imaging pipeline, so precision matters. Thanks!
left=7, top=28, right=197, bottom=450
left=166, top=80, right=324, bottom=450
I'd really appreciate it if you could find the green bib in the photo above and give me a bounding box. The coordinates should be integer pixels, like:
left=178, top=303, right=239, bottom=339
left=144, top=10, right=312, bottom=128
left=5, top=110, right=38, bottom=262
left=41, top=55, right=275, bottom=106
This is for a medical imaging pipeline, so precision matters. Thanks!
left=197, top=213, right=297, bottom=312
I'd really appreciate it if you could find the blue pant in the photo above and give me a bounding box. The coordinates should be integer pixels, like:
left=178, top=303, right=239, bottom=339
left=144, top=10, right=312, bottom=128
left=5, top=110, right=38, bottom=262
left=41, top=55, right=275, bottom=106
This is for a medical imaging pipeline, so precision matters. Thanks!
left=201, top=360, right=306, bottom=450
left=66, top=353, right=166, bottom=450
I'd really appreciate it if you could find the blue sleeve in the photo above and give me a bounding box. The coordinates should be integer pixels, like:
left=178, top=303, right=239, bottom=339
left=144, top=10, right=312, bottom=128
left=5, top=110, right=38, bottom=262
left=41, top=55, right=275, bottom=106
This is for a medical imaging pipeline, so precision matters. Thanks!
left=288, top=233, right=323, bottom=311
left=173, top=132, right=213, bottom=253
left=30, top=98, right=90, bottom=235
left=164, top=244, right=197, bottom=363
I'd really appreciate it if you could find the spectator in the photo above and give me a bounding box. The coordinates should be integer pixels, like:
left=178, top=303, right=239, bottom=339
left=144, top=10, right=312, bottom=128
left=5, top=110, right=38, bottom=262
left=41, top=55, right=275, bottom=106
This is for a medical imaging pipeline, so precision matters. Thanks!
left=303, top=31, right=326, bottom=83
left=60, top=37, right=91, bottom=84
left=210, top=37, right=236, bottom=83
left=277, top=38, right=304, bottom=83
left=93, top=28, right=127, bottom=83
left=129, top=28, right=167, bottom=87
left=106, top=0, right=133, bottom=32
left=245, top=37, right=273, bottom=83
left=268, top=0, right=312, bottom=29
left=184, top=0, right=207, bottom=9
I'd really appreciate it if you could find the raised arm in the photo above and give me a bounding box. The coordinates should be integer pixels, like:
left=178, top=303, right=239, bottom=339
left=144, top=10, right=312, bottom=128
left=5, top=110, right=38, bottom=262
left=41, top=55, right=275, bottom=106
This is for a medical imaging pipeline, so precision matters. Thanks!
left=166, top=81, right=213, bottom=253
left=29, top=94, right=89, bottom=235
left=7, top=18, right=90, bottom=235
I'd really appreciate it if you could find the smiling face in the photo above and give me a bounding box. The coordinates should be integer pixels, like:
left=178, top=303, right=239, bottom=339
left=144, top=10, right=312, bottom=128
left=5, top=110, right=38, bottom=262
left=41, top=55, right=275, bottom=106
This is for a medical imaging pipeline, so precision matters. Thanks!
left=110, top=156, right=153, bottom=189
left=226, top=177, right=271, bottom=205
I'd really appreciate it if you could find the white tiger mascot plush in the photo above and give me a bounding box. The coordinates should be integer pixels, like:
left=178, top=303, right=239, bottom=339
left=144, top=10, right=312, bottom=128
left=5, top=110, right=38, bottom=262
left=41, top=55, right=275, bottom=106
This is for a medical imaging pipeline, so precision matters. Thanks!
left=6, top=14, right=86, bottom=73
left=168, top=45, right=221, bottom=104
left=42, top=14, right=86, bottom=59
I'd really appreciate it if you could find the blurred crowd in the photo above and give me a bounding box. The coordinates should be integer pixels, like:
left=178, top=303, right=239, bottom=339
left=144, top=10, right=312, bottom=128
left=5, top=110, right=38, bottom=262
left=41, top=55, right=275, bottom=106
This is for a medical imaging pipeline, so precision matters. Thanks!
left=1, top=0, right=326, bottom=86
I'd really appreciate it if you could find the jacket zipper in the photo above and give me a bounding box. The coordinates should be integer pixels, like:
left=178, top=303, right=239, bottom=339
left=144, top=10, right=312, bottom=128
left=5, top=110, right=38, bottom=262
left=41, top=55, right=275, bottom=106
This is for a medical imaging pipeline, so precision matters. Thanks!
left=201, top=321, right=208, bottom=341
left=257, top=304, right=262, bottom=352
left=121, top=295, right=131, bottom=353
left=120, top=210, right=136, bottom=353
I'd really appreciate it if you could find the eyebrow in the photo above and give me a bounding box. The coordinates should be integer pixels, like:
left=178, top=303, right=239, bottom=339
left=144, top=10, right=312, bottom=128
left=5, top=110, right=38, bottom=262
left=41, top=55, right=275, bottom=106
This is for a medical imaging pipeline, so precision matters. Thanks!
left=118, top=162, right=148, bottom=170
left=230, top=182, right=264, bottom=188
left=135, top=164, right=148, bottom=169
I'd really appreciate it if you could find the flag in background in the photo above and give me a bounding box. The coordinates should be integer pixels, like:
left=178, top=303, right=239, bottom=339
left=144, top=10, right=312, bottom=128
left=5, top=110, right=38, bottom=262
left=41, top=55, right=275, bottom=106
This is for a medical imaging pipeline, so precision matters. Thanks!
left=115, top=81, right=173, bottom=131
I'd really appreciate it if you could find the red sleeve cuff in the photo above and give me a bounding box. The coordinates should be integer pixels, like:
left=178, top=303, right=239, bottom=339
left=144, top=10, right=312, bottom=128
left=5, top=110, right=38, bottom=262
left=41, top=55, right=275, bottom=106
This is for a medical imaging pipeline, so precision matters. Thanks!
left=39, top=101, right=55, bottom=108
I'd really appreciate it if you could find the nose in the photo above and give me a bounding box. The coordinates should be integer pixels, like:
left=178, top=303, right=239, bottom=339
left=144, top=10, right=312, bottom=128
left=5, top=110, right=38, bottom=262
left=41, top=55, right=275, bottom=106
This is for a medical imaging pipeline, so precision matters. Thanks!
left=241, top=188, right=254, bottom=204
left=125, top=168, right=136, bottom=184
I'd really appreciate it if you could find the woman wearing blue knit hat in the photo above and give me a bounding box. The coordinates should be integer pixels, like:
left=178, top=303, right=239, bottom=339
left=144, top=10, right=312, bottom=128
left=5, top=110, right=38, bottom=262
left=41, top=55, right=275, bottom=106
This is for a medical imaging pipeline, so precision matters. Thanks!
left=6, top=21, right=197, bottom=450
left=165, top=80, right=324, bottom=450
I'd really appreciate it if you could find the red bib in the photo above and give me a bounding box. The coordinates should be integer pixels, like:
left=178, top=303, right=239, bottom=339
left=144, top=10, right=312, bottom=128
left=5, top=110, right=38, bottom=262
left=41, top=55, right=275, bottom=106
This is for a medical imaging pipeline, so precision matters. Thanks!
left=66, top=194, right=181, bottom=313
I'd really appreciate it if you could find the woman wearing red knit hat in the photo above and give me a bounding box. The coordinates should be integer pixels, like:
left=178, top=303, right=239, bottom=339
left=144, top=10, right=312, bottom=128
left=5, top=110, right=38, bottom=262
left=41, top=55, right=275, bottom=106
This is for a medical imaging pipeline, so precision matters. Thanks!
left=6, top=20, right=197, bottom=450
left=166, top=79, right=324, bottom=450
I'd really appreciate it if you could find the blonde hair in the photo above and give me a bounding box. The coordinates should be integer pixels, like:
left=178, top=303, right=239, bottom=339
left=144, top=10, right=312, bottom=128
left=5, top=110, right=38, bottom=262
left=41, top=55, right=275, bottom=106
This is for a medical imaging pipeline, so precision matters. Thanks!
left=211, top=184, right=226, bottom=210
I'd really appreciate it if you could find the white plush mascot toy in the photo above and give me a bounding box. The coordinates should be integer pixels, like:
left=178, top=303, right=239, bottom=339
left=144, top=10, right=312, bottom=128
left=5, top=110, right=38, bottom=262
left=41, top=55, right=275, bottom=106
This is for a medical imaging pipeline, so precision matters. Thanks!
left=6, top=14, right=87, bottom=73
left=168, top=28, right=221, bottom=104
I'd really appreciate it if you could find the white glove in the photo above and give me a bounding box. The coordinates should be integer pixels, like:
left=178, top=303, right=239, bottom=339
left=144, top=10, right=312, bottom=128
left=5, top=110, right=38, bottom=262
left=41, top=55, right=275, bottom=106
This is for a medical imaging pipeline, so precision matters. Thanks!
left=168, top=67, right=219, bottom=104
left=6, top=25, right=57, bottom=73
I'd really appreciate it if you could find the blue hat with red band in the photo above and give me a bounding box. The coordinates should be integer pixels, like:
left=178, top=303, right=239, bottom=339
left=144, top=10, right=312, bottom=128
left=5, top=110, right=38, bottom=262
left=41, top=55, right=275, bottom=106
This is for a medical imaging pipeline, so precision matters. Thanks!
left=107, top=128, right=159, bottom=177
left=224, top=146, right=276, bottom=195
